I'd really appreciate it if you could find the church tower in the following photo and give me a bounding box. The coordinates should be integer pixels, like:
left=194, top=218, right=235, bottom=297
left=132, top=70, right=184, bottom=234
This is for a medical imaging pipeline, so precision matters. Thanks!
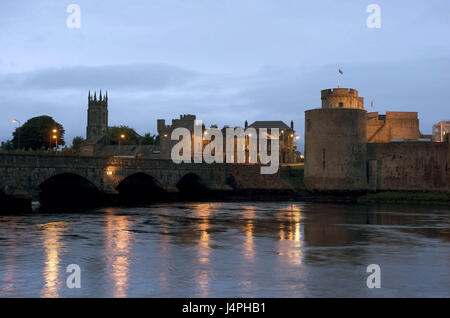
left=86, top=90, right=108, bottom=142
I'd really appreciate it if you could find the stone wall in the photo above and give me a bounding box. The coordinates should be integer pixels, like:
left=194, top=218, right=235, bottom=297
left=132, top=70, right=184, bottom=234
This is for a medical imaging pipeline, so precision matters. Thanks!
left=304, top=108, right=368, bottom=192
left=367, top=140, right=450, bottom=191
left=367, top=112, right=421, bottom=143
left=0, top=153, right=290, bottom=197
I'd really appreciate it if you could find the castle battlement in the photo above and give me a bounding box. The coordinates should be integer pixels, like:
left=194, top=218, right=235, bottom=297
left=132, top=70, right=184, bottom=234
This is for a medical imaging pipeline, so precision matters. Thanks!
left=321, top=88, right=359, bottom=98
left=321, top=88, right=364, bottom=109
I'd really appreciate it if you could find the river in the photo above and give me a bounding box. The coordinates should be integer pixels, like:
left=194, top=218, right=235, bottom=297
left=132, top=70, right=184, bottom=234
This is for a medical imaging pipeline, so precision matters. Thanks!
left=0, top=201, right=449, bottom=297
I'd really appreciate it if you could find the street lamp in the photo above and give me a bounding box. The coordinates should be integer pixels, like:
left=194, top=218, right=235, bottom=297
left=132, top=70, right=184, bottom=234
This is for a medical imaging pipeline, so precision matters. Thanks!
left=118, top=134, right=126, bottom=151
left=12, top=119, right=21, bottom=150
left=52, top=129, right=58, bottom=151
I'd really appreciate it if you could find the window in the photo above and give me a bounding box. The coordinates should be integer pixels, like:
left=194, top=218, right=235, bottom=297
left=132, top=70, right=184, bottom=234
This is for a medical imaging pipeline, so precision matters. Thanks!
left=339, top=102, right=344, bottom=108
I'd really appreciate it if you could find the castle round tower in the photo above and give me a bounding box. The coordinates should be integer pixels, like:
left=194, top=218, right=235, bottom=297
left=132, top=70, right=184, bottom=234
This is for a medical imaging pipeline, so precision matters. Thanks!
left=304, top=88, right=368, bottom=192
left=321, top=88, right=364, bottom=109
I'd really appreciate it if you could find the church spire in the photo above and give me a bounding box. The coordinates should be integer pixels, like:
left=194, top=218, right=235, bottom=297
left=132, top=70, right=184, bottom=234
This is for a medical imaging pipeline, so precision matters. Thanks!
left=88, top=90, right=91, bottom=102
left=99, top=89, right=102, bottom=101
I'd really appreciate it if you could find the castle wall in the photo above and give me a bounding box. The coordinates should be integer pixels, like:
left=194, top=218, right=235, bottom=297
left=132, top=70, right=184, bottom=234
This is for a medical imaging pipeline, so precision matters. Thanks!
left=158, top=115, right=197, bottom=160
left=367, top=140, right=450, bottom=191
left=367, top=112, right=421, bottom=143
left=304, top=108, right=368, bottom=192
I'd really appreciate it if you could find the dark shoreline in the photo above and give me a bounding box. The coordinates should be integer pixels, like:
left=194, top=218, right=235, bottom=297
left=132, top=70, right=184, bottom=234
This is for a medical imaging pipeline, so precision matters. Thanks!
left=1, top=189, right=449, bottom=214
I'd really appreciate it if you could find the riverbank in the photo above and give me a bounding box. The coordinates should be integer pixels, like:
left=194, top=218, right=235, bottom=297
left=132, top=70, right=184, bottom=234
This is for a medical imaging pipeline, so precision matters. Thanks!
left=357, top=191, right=450, bottom=205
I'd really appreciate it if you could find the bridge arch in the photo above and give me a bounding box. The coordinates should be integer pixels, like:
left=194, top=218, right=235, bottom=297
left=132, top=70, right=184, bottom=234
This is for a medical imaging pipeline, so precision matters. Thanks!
left=38, top=172, right=101, bottom=208
left=176, top=173, right=209, bottom=199
left=116, top=172, right=166, bottom=203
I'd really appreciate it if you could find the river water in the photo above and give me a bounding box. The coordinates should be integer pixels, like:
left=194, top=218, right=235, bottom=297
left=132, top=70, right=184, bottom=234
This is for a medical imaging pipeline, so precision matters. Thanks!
left=0, top=201, right=449, bottom=297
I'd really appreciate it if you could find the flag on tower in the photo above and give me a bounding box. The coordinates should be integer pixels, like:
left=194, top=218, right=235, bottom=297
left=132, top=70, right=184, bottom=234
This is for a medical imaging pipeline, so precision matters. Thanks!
left=338, top=68, right=343, bottom=75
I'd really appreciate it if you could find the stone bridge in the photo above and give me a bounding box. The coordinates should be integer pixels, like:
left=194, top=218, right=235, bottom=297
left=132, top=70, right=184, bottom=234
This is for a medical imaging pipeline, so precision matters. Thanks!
left=0, top=153, right=289, bottom=199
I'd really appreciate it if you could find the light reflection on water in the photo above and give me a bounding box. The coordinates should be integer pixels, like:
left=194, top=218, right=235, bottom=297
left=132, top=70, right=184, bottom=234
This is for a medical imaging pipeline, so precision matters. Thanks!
left=278, top=204, right=304, bottom=267
left=0, top=202, right=449, bottom=297
left=40, top=221, right=67, bottom=298
left=194, top=203, right=212, bottom=297
left=104, top=209, right=133, bottom=298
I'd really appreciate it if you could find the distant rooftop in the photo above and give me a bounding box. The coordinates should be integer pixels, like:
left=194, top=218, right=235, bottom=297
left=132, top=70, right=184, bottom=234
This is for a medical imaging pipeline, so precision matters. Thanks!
left=248, top=121, right=291, bottom=130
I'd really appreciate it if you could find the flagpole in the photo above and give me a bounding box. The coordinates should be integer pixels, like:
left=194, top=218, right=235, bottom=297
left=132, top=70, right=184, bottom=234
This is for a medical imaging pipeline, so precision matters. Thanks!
left=337, top=66, right=340, bottom=88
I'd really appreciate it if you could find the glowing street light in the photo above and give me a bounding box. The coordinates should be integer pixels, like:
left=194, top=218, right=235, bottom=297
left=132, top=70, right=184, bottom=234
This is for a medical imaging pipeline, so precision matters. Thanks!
left=51, top=128, right=58, bottom=151
left=118, top=134, right=126, bottom=151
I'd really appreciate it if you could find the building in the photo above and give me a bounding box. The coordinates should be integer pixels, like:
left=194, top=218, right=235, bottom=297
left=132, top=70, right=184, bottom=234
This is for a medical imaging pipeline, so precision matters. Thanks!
left=247, top=120, right=297, bottom=164
left=81, top=90, right=160, bottom=157
left=432, top=121, right=450, bottom=142
left=80, top=91, right=298, bottom=164
left=157, top=114, right=198, bottom=160
left=321, top=88, right=364, bottom=109
left=80, top=90, right=109, bottom=155
left=305, top=88, right=450, bottom=192
left=367, top=112, right=423, bottom=142
left=320, top=88, right=425, bottom=143
left=157, top=115, right=298, bottom=164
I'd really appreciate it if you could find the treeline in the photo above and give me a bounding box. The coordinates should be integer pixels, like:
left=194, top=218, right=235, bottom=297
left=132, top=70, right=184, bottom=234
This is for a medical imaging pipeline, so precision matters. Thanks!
left=1, top=115, right=159, bottom=153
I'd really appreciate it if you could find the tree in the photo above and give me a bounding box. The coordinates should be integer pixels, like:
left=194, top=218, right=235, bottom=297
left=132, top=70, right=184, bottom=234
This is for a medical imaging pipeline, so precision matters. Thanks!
left=141, top=133, right=160, bottom=145
left=108, top=126, right=141, bottom=145
left=71, top=136, right=85, bottom=153
left=11, top=116, right=65, bottom=150
left=0, top=140, right=14, bottom=151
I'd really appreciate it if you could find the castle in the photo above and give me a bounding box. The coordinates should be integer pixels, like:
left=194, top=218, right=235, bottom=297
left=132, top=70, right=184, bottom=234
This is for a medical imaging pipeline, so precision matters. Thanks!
left=81, top=92, right=299, bottom=163
left=305, top=88, right=450, bottom=192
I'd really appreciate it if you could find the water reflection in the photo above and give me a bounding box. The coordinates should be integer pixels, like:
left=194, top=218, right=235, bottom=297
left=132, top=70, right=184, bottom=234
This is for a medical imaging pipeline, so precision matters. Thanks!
left=104, top=209, right=133, bottom=298
left=243, top=206, right=256, bottom=261
left=158, top=215, right=171, bottom=293
left=278, top=204, right=304, bottom=266
left=2, top=247, right=17, bottom=296
left=193, top=203, right=213, bottom=297
left=194, top=203, right=212, bottom=264
left=40, top=221, right=67, bottom=298
left=0, top=202, right=448, bottom=297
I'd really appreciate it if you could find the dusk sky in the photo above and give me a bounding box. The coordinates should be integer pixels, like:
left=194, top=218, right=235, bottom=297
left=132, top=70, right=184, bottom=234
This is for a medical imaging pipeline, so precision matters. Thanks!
left=1, top=0, right=449, bottom=150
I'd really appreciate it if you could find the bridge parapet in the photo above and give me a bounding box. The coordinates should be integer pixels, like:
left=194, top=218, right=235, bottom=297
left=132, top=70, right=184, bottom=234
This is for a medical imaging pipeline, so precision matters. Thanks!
left=0, top=153, right=288, bottom=198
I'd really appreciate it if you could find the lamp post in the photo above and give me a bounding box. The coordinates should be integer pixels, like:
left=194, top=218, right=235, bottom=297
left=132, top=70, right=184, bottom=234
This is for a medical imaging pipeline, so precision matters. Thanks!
left=11, top=119, right=21, bottom=150
left=118, top=134, right=125, bottom=151
left=52, top=129, right=58, bottom=151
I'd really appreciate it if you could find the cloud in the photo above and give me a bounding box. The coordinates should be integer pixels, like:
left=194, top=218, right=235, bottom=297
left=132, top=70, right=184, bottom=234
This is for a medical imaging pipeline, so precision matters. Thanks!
left=1, top=58, right=449, bottom=153
left=0, top=63, right=201, bottom=91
